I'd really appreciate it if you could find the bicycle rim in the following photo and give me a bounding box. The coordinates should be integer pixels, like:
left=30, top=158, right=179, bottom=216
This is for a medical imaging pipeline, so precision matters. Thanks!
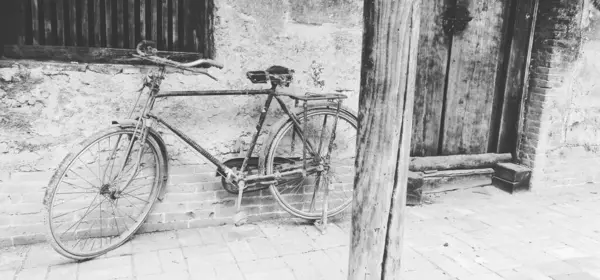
left=46, top=128, right=163, bottom=260
left=266, top=108, right=357, bottom=220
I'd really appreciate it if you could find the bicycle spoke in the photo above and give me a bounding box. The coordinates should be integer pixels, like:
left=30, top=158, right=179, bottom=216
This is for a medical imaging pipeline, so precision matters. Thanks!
left=120, top=184, right=152, bottom=197
left=67, top=169, right=99, bottom=190
left=100, top=199, right=103, bottom=245
left=113, top=172, right=154, bottom=185
left=121, top=192, right=150, bottom=204
left=56, top=191, right=97, bottom=195
left=110, top=200, right=138, bottom=224
left=109, top=200, right=123, bottom=237
left=105, top=135, right=125, bottom=183
left=120, top=196, right=145, bottom=217
left=97, top=142, right=102, bottom=185
left=77, top=157, right=102, bottom=185
left=59, top=194, right=103, bottom=239
left=317, top=116, right=329, bottom=156
left=72, top=217, right=98, bottom=250
left=60, top=179, right=97, bottom=192
left=53, top=203, right=97, bottom=219
left=309, top=173, right=324, bottom=212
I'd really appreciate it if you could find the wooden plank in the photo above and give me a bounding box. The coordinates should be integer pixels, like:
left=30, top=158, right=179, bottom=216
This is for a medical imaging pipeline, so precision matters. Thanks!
left=68, top=0, right=77, bottom=45
left=128, top=0, right=135, bottom=48
left=43, top=0, right=54, bottom=45
left=200, top=0, right=215, bottom=57
left=0, top=0, right=23, bottom=56
left=496, top=0, right=537, bottom=154
left=182, top=0, right=192, bottom=51
left=410, top=0, right=450, bottom=157
left=18, top=0, right=27, bottom=45
left=31, top=0, right=41, bottom=45
left=56, top=0, right=65, bottom=45
left=24, top=0, right=33, bottom=45
left=140, top=0, right=146, bottom=40
left=189, top=0, right=200, bottom=52
left=441, top=0, right=507, bottom=155
left=348, top=0, right=420, bottom=279
left=116, top=0, right=124, bottom=48
left=162, top=0, right=169, bottom=50
left=172, top=0, right=179, bottom=50
left=3, top=44, right=206, bottom=64
left=151, top=0, right=158, bottom=41
left=105, top=0, right=113, bottom=47
left=81, top=0, right=89, bottom=46
left=190, top=0, right=214, bottom=56
left=93, top=0, right=102, bottom=46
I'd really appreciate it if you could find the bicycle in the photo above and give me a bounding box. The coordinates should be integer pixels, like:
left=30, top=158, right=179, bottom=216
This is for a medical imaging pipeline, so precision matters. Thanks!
left=42, top=41, right=358, bottom=260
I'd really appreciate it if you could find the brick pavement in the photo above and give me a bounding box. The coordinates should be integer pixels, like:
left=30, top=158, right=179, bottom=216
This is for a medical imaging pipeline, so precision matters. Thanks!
left=2, top=184, right=600, bottom=279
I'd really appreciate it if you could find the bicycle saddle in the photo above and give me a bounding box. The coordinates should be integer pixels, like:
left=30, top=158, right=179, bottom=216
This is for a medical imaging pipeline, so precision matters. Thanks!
left=246, top=65, right=295, bottom=87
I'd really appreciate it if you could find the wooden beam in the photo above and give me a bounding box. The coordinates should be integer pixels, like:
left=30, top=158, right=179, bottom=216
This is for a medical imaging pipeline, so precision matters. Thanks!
left=3, top=44, right=206, bottom=64
left=409, top=153, right=513, bottom=171
left=348, top=0, right=421, bottom=279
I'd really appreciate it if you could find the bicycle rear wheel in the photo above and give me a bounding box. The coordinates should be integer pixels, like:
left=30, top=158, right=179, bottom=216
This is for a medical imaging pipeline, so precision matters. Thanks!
left=263, top=106, right=357, bottom=220
left=44, top=127, right=166, bottom=260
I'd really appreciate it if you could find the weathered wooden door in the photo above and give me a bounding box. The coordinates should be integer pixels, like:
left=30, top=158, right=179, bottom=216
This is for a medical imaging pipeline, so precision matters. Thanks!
left=411, top=0, right=513, bottom=156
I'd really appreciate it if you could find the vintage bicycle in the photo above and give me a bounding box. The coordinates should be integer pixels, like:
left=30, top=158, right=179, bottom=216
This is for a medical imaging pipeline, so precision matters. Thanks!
left=42, top=41, right=358, bottom=260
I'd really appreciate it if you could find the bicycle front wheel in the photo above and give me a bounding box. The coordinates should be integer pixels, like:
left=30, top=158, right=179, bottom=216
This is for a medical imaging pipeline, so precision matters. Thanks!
left=44, top=127, right=166, bottom=260
left=263, top=106, right=358, bottom=220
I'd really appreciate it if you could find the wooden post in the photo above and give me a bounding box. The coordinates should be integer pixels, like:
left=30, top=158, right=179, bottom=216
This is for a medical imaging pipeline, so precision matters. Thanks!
left=348, top=0, right=421, bottom=279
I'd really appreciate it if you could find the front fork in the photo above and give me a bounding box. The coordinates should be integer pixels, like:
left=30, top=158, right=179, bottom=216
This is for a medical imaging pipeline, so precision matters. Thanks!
left=105, top=70, right=163, bottom=194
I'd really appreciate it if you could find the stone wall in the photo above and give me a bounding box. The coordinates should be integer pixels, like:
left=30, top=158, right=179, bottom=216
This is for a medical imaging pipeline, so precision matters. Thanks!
left=518, top=0, right=600, bottom=189
left=0, top=0, right=362, bottom=247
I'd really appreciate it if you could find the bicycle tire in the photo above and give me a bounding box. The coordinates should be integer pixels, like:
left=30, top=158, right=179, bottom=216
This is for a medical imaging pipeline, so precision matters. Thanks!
left=262, top=105, right=358, bottom=220
left=44, top=126, right=167, bottom=260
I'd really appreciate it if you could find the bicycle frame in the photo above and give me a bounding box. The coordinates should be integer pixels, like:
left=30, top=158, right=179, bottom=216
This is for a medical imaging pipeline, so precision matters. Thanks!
left=128, top=67, right=328, bottom=187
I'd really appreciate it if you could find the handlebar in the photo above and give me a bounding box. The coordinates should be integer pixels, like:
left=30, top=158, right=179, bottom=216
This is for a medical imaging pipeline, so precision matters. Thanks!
left=134, top=40, right=223, bottom=80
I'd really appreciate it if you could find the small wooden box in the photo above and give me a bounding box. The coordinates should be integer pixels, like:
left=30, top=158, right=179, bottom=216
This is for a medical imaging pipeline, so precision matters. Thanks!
left=494, top=162, right=531, bottom=183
